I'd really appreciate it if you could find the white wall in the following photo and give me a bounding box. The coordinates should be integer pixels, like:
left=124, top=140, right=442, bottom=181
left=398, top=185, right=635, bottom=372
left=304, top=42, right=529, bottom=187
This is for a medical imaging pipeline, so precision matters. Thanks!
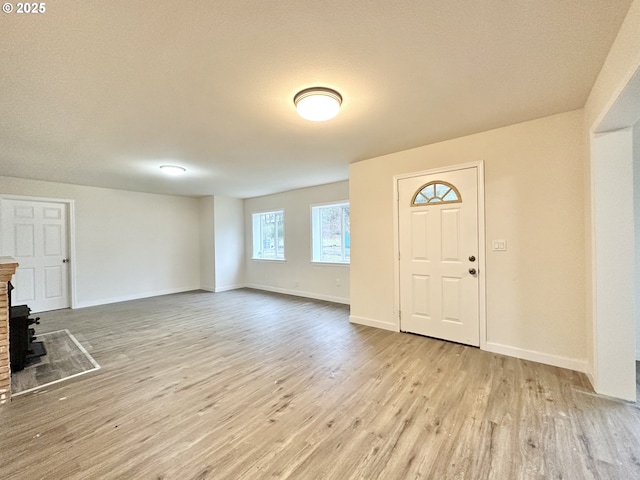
left=244, top=181, right=350, bottom=304
left=583, top=0, right=640, bottom=399
left=214, top=196, right=245, bottom=292
left=590, top=129, right=636, bottom=401
left=635, top=121, right=640, bottom=360
left=350, top=110, right=586, bottom=371
left=0, top=176, right=201, bottom=307
left=199, top=196, right=215, bottom=292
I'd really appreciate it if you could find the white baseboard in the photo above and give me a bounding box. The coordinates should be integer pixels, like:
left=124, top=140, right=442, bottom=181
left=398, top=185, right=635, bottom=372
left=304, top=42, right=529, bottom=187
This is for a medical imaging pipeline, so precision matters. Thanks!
left=245, top=284, right=349, bottom=305
left=349, top=315, right=399, bottom=332
left=485, top=341, right=587, bottom=373
left=214, top=284, right=246, bottom=293
left=74, top=286, right=200, bottom=309
left=636, top=349, right=640, bottom=361
left=199, top=284, right=244, bottom=293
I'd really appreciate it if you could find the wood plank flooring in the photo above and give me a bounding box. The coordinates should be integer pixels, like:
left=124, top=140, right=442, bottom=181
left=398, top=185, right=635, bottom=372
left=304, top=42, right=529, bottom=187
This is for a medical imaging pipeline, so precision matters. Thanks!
left=1, top=289, right=639, bottom=479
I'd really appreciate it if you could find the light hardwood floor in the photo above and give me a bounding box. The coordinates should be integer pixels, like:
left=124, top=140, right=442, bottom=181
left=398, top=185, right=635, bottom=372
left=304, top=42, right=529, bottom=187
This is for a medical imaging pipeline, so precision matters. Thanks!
left=1, top=289, right=639, bottom=479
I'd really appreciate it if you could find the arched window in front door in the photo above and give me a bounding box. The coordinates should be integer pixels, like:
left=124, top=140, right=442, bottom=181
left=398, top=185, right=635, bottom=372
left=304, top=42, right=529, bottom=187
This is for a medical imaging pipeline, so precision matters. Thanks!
left=411, top=181, right=461, bottom=206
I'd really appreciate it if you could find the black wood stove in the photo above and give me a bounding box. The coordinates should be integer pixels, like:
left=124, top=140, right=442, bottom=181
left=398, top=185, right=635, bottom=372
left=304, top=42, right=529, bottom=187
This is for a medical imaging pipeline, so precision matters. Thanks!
left=8, top=281, right=46, bottom=372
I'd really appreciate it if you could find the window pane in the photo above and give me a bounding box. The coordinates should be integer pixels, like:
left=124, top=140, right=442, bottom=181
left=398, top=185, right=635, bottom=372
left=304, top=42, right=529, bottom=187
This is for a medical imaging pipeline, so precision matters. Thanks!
left=276, top=212, right=285, bottom=259
left=435, top=183, right=450, bottom=198
left=252, top=210, right=285, bottom=260
left=414, top=194, right=428, bottom=204
left=443, top=189, right=459, bottom=202
left=312, top=203, right=349, bottom=263
left=321, top=206, right=342, bottom=262
left=344, top=206, right=350, bottom=262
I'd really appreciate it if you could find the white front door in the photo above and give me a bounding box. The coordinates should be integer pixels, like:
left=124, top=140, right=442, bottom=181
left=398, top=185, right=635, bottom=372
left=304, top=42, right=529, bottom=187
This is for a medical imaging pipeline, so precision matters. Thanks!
left=1, top=199, right=70, bottom=312
left=398, top=166, right=480, bottom=346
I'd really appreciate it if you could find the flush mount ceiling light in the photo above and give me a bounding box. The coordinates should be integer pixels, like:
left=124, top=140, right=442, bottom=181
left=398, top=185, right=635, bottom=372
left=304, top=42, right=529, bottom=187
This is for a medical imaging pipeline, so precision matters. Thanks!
left=294, top=87, right=342, bottom=121
left=160, top=165, right=186, bottom=176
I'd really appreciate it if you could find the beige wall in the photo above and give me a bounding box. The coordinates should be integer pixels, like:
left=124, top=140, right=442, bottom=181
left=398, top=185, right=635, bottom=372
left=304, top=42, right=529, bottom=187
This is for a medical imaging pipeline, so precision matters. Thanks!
left=199, top=195, right=245, bottom=293
left=0, top=176, right=201, bottom=307
left=214, top=196, right=245, bottom=291
left=244, top=181, right=350, bottom=304
left=199, top=196, right=216, bottom=291
left=582, top=113, right=595, bottom=388
left=350, top=110, right=586, bottom=370
left=635, top=121, right=640, bottom=360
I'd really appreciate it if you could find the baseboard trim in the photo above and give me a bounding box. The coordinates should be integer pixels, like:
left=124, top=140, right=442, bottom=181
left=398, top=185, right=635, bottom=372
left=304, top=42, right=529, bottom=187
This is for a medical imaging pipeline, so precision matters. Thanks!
left=246, top=284, right=349, bottom=305
left=74, top=286, right=200, bottom=309
left=214, top=284, right=246, bottom=293
left=349, top=315, right=399, bottom=332
left=636, top=349, right=640, bottom=361
left=200, top=285, right=216, bottom=293
left=484, top=341, right=587, bottom=373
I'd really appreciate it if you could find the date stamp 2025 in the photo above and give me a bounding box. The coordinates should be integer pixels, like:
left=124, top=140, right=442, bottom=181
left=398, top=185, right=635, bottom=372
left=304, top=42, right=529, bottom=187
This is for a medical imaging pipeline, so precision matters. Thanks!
left=3, top=2, right=47, bottom=14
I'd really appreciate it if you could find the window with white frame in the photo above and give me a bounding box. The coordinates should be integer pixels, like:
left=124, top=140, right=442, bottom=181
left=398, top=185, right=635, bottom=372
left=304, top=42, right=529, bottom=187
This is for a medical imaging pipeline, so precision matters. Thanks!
left=252, top=210, right=285, bottom=260
left=311, top=202, right=350, bottom=263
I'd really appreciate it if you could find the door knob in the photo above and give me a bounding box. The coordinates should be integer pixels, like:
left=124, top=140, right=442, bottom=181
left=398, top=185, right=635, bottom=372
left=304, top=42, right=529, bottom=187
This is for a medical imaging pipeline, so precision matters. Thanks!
left=468, top=268, right=477, bottom=275
left=62, top=258, right=69, bottom=263
left=469, top=255, right=476, bottom=262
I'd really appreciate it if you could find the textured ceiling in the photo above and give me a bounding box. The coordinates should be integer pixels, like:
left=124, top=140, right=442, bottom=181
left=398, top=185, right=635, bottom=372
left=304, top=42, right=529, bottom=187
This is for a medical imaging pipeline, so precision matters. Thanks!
left=0, top=0, right=633, bottom=198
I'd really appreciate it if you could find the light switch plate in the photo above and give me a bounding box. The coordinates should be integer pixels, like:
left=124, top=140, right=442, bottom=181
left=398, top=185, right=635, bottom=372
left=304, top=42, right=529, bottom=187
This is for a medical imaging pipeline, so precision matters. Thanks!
left=492, top=240, right=507, bottom=251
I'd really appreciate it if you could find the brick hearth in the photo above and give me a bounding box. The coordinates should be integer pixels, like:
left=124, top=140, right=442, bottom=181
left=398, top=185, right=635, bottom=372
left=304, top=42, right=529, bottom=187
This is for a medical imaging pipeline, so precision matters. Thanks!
left=0, top=257, right=19, bottom=405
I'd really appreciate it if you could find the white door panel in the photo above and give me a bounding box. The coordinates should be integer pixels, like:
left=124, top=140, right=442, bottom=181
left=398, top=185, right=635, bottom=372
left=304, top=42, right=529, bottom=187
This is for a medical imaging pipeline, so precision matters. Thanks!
left=399, top=167, right=480, bottom=346
left=14, top=267, right=36, bottom=303
left=1, top=199, right=70, bottom=312
left=43, top=224, right=63, bottom=256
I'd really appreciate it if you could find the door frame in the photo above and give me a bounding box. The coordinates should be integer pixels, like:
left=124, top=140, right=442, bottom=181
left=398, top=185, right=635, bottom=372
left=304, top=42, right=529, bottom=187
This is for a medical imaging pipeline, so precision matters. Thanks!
left=393, top=161, right=487, bottom=348
left=0, top=194, right=77, bottom=310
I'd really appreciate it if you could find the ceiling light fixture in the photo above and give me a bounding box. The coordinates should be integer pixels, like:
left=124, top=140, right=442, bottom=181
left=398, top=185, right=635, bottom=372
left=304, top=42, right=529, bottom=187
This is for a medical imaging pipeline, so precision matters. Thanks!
left=160, top=165, right=186, bottom=176
left=294, top=87, right=342, bottom=122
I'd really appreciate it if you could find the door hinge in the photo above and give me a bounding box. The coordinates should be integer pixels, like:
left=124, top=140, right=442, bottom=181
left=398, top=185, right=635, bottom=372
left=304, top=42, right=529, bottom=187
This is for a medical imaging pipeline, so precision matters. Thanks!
left=399, top=310, right=402, bottom=320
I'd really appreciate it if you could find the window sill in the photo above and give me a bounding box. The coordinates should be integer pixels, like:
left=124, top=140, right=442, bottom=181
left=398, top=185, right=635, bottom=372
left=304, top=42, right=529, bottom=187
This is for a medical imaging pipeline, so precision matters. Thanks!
left=251, top=258, right=286, bottom=262
left=310, top=261, right=350, bottom=267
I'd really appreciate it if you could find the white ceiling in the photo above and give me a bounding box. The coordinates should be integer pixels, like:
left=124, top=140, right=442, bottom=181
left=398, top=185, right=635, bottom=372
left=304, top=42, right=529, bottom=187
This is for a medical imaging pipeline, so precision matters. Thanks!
left=0, top=1, right=633, bottom=198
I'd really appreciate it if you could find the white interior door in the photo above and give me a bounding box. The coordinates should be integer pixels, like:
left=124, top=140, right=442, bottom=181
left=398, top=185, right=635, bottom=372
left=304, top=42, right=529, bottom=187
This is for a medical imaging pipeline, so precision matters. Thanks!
left=1, top=199, right=70, bottom=312
left=398, top=167, right=480, bottom=346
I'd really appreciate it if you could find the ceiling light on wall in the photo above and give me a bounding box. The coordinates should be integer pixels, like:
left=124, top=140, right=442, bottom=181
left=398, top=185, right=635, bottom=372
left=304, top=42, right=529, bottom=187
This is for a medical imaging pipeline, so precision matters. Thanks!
left=294, top=87, right=342, bottom=121
left=160, top=165, right=186, bottom=176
